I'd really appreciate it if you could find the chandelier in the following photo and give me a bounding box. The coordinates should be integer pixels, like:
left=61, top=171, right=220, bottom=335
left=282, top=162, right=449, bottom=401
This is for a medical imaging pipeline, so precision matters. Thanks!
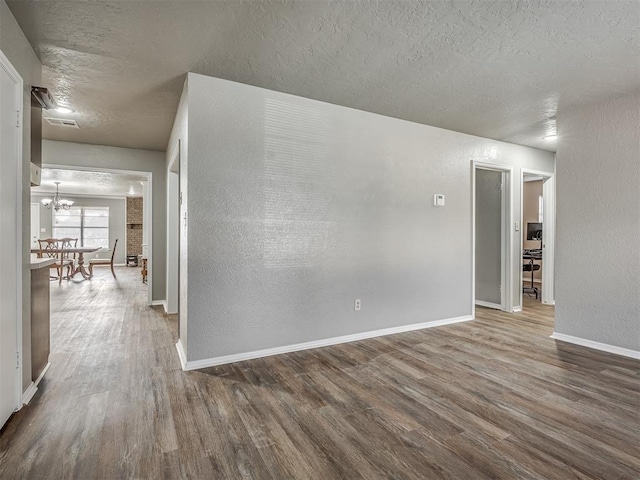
left=42, top=182, right=74, bottom=211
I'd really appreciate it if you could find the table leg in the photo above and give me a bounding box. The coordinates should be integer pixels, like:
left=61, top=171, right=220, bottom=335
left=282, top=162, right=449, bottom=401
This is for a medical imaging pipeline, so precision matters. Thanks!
left=76, top=252, right=92, bottom=279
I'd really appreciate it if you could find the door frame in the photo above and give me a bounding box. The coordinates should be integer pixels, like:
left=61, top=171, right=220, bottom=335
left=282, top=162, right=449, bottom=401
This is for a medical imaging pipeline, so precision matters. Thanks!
left=166, top=140, right=180, bottom=316
left=0, top=49, right=24, bottom=417
left=45, top=163, right=153, bottom=305
left=520, top=168, right=555, bottom=306
left=472, top=161, right=514, bottom=314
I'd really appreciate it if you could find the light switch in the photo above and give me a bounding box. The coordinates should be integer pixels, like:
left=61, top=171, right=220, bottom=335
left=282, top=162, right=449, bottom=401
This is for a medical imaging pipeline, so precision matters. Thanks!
left=434, top=194, right=445, bottom=207
left=515, top=221, right=520, bottom=232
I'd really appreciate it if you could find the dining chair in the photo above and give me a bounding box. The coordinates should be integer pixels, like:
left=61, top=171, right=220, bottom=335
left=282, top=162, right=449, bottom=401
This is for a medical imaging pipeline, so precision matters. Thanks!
left=88, top=238, right=118, bottom=278
left=38, top=238, right=73, bottom=284
left=60, top=237, right=78, bottom=264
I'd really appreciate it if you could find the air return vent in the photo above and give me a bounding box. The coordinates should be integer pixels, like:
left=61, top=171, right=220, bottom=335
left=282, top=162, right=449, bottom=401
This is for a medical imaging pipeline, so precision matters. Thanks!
left=44, top=117, right=79, bottom=128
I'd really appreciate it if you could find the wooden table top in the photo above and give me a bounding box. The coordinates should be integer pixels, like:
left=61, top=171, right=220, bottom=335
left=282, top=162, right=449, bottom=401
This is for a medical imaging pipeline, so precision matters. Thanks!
left=30, top=246, right=102, bottom=254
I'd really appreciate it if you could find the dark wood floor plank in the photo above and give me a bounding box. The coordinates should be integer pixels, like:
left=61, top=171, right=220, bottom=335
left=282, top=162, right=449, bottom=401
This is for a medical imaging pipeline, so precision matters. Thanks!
left=0, top=269, right=638, bottom=479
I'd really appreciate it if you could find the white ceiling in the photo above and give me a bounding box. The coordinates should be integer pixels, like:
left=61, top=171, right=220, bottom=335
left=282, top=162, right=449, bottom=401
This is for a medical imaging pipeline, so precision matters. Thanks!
left=32, top=168, right=147, bottom=197
left=8, top=1, right=640, bottom=153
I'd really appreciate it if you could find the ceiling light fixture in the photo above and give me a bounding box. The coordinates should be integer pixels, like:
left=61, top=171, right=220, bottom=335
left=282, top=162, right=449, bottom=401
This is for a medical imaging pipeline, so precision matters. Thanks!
left=31, top=86, right=75, bottom=114
left=55, top=105, right=74, bottom=114
left=543, top=134, right=557, bottom=141
left=41, top=182, right=74, bottom=211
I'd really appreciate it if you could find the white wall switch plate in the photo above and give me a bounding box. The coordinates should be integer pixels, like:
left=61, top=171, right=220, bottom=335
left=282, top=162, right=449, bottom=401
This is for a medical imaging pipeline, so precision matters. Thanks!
left=515, top=221, right=520, bottom=232
left=354, top=299, right=361, bottom=311
left=434, top=194, right=445, bottom=206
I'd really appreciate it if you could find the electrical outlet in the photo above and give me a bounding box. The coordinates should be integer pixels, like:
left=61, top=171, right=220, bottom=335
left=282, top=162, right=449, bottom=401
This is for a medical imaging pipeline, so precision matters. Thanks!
left=354, top=299, right=361, bottom=311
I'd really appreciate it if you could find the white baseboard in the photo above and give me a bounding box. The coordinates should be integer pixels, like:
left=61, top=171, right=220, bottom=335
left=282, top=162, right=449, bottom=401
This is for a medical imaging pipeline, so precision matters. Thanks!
left=22, top=382, right=37, bottom=406
left=34, top=362, right=50, bottom=388
left=180, top=315, right=474, bottom=371
left=22, top=362, right=51, bottom=406
left=475, top=300, right=502, bottom=310
left=150, top=300, right=167, bottom=312
left=176, top=339, right=187, bottom=370
left=512, top=306, right=522, bottom=312
left=551, top=332, right=640, bottom=360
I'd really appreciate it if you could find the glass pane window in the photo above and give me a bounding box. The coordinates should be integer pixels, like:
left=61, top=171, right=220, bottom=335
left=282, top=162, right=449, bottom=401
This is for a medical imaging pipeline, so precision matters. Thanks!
left=53, top=207, right=82, bottom=227
left=53, top=207, right=109, bottom=247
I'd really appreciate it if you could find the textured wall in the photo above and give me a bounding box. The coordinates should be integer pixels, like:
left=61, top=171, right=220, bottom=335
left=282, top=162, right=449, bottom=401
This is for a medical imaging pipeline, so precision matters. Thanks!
left=556, top=92, right=640, bottom=351
left=183, top=74, right=555, bottom=362
left=1, top=0, right=42, bottom=390
left=42, top=140, right=166, bottom=301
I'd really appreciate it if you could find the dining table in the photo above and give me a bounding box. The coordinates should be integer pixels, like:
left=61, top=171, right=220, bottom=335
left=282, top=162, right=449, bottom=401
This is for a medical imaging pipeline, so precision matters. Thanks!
left=31, top=246, right=101, bottom=280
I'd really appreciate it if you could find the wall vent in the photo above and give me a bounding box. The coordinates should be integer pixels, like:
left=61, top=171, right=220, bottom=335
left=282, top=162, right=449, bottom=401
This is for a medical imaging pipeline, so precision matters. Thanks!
left=44, top=117, right=79, bottom=128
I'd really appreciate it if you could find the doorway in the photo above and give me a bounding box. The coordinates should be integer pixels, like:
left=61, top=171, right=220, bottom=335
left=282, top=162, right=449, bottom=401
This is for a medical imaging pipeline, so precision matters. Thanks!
left=38, top=164, right=154, bottom=304
left=472, top=162, right=513, bottom=312
left=166, top=141, right=180, bottom=317
left=0, top=50, right=24, bottom=429
left=520, top=169, right=555, bottom=307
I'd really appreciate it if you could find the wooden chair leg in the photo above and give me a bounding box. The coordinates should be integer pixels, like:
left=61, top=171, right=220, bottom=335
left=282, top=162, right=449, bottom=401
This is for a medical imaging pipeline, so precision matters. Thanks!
left=89, top=263, right=93, bottom=277
left=110, top=263, right=116, bottom=278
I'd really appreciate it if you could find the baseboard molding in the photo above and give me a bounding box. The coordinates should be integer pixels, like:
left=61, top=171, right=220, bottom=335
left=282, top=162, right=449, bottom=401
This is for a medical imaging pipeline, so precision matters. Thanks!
left=181, top=315, right=474, bottom=371
left=34, top=362, right=50, bottom=388
left=21, top=362, right=51, bottom=406
left=551, top=332, right=640, bottom=360
left=475, top=301, right=502, bottom=310
left=512, top=306, right=522, bottom=312
left=176, top=339, right=187, bottom=370
left=150, top=300, right=168, bottom=312
left=22, top=382, right=37, bottom=406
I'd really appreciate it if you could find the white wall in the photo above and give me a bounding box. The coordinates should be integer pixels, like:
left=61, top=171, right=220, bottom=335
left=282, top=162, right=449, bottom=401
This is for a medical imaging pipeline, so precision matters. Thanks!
left=30, top=194, right=127, bottom=265
left=1, top=0, right=42, bottom=391
left=556, top=92, right=640, bottom=352
left=42, top=140, right=167, bottom=301
left=172, top=73, right=555, bottom=365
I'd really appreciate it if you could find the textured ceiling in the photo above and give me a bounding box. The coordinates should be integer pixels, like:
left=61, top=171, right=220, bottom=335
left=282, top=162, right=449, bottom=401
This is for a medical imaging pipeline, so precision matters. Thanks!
left=33, top=168, right=147, bottom=197
left=8, top=0, right=640, bottom=152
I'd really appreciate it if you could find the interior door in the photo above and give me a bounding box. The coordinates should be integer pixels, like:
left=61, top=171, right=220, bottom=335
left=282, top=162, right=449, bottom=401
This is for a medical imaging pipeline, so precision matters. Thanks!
left=0, top=52, right=21, bottom=428
left=475, top=168, right=503, bottom=308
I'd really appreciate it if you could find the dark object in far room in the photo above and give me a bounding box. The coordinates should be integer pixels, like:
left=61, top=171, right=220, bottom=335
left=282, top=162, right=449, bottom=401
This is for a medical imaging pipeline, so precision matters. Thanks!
left=526, top=222, right=542, bottom=241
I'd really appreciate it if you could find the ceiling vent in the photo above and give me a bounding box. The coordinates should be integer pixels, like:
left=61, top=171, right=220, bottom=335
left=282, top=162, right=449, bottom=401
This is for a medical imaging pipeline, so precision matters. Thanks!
left=44, top=117, right=79, bottom=128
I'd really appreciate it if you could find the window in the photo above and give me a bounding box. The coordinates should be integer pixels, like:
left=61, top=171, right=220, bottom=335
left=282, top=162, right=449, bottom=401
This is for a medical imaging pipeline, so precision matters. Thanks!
left=53, top=207, right=109, bottom=248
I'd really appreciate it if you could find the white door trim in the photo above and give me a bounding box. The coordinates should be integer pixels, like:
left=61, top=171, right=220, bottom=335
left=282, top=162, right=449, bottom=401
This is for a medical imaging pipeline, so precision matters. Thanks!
left=0, top=49, right=24, bottom=418
left=166, top=139, right=180, bottom=314
left=520, top=168, right=556, bottom=306
left=44, top=163, right=154, bottom=305
left=471, top=161, right=514, bottom=314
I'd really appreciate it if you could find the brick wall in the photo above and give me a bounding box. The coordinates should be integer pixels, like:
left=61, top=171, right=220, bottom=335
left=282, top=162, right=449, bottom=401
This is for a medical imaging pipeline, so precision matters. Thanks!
left=126, top=197, right=143, bottom=256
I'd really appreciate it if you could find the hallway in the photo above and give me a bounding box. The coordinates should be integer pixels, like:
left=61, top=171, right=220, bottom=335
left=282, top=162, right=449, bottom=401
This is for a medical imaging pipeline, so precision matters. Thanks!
left=0, top=268, right=638, bottom=479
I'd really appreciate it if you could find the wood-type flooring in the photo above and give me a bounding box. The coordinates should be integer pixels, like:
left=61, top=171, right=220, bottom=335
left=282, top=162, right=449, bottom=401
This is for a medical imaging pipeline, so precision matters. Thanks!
left=0, top=268, right=638, bottom=479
